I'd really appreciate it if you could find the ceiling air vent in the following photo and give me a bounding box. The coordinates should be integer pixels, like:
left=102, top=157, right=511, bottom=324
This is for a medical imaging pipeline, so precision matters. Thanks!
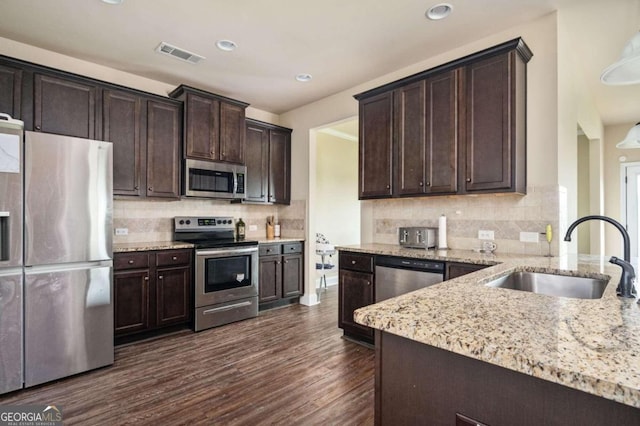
left=155, top=42, right=205, bottom=64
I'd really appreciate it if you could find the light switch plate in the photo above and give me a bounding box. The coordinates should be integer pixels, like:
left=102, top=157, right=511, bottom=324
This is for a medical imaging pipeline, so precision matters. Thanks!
left=478, top=230, right=494, bottom=240
left=520, top=231, right=539, bottom=243
left=248, top=224, right=258, bottom=231
left=115, top=228, right=128, bottom=236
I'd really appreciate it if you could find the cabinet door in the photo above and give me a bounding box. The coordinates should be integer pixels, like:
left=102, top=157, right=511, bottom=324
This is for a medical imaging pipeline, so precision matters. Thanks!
left=282, top=253, right=303, bottom=298
left=359, top=91, right=393, bottom=198
left=259, top=256, right=282, bottom=303
left=156, top=266, right=191, bottom=327
left=268, top=128, right=291, bottom=204
left=33, top=73, right=97, bottom=139
left=395, top=81, right=426, bottom=195
left=185, top=92, right=219, bottom=161
left=103, top=89, right=143, bottom=196
left=146, top=100, right=181, bottom=198
left=245, top=122, right=269, bottom=202
left=339, top=269, right=374, bottom=340
left=426, top=69, right=459, bottom=194
left=114, top=270, right=150, bottom=335
left=0, top=63, right=22, bottom=118
left=463, top=53, right=512, bottom=192
left=219, top=101, right=245, bottom=164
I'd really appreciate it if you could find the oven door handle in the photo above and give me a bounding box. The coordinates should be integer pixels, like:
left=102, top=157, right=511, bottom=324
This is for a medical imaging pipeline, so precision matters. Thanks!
left=196, top=247, right=258, bottom=257
left=203, top=300, right=253, bottom=315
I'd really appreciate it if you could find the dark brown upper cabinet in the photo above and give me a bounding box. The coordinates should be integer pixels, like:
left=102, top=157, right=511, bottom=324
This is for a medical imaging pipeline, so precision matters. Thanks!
left=34, top=73, right=98, bottom=139
left=244, top=119, right=292, bottom=205
left=395, top=69, right=459, bottom=196
left=0, top=63, right=22, bottom=119
left=146, top=100, right=182, bottom=198
left=169, top=85, right=248, bottom=165
left=359, top=91, right=394, bottom=198
left=354, top=37, right=532, bottom=200
left=102, top=89, right=143, bottom=196
left=460, top=50, right=527, bottom=194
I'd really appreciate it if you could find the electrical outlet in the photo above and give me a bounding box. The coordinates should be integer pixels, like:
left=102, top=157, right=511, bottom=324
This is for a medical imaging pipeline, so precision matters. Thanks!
left=248, top=224, right=258, bottom=232
left=115, top=228, right=128, bottom=236
left=520, top=231, right=539, bottom=243
left=478, top=230, right=494, bottom=240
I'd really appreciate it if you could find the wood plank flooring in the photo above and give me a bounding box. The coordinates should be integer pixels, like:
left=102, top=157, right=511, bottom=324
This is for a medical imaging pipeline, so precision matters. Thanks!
left=0, top=287, right=375, bottom=425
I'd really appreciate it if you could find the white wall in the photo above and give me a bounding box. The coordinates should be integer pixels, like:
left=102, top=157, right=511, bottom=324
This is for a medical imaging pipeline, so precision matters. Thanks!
left=315, top=132, right=359, bottom=246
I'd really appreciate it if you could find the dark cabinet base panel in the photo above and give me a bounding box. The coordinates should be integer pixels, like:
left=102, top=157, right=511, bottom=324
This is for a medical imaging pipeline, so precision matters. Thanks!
left=376, top=330, right=640, bottom=426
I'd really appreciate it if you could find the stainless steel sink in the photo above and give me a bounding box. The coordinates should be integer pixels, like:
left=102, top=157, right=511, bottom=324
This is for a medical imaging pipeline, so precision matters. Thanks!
left=484, top=271, right=608, bottom=299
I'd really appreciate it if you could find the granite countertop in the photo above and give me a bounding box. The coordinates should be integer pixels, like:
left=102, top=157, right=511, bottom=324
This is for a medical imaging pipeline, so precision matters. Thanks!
left=114, top=238, right=304, bottom=253
left=113, top=241, right=195, bottom=253
left=347, top=243, right=640, bottom=409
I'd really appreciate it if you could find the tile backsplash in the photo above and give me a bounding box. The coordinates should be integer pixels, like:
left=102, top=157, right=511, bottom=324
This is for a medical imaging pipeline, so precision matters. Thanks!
left=113, top=198, right=306, bottom=244
left=363, top=185, right=563, bottom=256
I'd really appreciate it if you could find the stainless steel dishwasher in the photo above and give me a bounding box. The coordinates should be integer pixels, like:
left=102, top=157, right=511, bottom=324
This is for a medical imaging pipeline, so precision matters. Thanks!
left=374, top=255, right=445, bottom=302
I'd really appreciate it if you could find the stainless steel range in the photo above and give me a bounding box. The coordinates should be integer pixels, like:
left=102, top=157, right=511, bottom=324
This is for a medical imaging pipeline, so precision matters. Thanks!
left=174, top=216, right=258, bottom=332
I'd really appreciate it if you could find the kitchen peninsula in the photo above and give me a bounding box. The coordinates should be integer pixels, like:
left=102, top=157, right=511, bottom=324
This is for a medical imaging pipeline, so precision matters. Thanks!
left=348, top=245, right=640, bottom=425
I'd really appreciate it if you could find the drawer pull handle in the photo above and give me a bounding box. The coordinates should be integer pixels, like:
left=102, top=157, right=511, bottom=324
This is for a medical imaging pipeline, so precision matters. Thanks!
left=128, top=260, right=134, bottom=264
left=172, top=256, right=177, bottom=261
left=367, top=281, right=371, bottom=286
left=351, top=260, right=356, bottom=264
left=144, top=276, right=149, bottom=281
left=158, top=275, right=163, bottom=280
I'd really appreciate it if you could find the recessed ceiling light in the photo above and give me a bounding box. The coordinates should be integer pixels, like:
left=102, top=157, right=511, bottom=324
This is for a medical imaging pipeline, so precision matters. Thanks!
left=216, top=40, right=237, bottom=52
left=296, top=73, right=312, bottom=82
left=101, top=0, right=124, bottom=4
left=426, top=3, right=453, bottom=20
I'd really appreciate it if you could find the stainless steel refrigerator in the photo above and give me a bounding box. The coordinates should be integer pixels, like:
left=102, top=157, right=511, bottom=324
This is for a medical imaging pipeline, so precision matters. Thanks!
left=0, top=115, right=114, bottom=394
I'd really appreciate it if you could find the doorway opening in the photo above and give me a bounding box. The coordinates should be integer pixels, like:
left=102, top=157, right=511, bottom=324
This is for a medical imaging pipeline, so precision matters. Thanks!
left=621, top=162, right=640, bottom=258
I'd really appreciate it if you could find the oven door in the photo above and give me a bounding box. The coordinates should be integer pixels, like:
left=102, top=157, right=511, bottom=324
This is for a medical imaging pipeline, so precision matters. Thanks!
left=195, top=246, right=258, bottom=308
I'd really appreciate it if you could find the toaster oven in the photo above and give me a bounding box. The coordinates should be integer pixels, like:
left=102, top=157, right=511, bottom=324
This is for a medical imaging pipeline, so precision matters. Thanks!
left=399, top=227, right=437, bottom=249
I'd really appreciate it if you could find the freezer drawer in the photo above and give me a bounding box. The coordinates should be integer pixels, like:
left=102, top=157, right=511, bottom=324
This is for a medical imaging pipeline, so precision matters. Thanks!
left=0, top=269, right=23, bottom=394
left=24, top=263, right=114, bottom=387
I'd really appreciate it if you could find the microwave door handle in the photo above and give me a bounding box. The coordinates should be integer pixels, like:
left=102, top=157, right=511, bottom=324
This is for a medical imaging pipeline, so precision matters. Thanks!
left=233, top=171, right=238, bottom=195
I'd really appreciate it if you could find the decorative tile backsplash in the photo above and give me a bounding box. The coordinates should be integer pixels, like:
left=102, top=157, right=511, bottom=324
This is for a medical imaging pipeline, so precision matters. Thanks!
left=113, top=198, right=306, bottom=244
left=363, top=185, right=563, bottom=256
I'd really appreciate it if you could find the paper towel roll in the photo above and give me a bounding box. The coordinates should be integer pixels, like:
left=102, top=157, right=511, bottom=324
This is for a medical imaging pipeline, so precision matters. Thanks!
left=438, top=214, right=447, bottom=249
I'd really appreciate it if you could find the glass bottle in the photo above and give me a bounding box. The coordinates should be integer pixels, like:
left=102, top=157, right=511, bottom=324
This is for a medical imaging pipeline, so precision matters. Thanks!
left=236, top=218, right=246, bottom=241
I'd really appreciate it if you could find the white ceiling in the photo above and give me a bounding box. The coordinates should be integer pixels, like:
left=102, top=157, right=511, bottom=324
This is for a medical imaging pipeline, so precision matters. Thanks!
left=0, top=0, right=639, bottom=124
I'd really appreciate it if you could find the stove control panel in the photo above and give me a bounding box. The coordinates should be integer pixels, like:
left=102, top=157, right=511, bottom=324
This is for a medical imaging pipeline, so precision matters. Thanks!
left=174, top=216, right=235, bottom=231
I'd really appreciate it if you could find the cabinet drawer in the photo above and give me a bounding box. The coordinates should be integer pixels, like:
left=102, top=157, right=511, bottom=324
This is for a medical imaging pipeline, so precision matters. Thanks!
left=283, top=242, right=302, bottom=254
left=339, top=252, right=374, bottom=273
left=156, top=250, right=191, bottom=267
left=259, top=244, right=281, bottom=256
left=115, top=252, right=149, bottom=270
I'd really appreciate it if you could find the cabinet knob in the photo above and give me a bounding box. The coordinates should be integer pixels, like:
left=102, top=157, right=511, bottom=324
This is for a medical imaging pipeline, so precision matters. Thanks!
left=284, top=260, right=288, bottom=264
left=172, top=256, right=177, bottom=261
left=466, top=178, right=471, bottom=182
left=148, top=187, right=153, bottom=191
left=158, top=275, right=163, bottom=280
left=419, top=182, right=423, bottom=187
left=366, top=281, right=371, bottom=286
left=351, top=260, right=356, bottom=265
left=35, top=125, right=41, bottom=131
left=144, top=276, right=149, bottom=281
left=276, top=261, right=281, bottom=265
left=134, top=185, right=139, bottom=190
left=386, top=185, right=390, bottom=189
left=426, top=181, right=431, bottom=187
left=128, top=260, right=134, bottom=264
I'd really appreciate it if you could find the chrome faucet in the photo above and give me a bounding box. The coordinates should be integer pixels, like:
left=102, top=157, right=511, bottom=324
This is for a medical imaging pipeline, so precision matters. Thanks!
left=564, top=215, right=636, bottom=298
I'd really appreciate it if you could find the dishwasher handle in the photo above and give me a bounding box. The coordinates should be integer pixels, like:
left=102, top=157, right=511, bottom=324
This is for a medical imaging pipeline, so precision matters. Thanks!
left=375, top=255, right=444, bottom=273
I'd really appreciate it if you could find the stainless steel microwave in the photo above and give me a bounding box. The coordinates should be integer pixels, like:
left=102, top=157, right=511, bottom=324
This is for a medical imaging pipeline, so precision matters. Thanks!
left=183, top=158, right=246, bottom=199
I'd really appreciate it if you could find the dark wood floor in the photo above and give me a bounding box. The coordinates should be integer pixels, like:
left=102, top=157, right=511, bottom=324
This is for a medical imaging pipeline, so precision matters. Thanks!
left=0, top=287, right=375, bottom=425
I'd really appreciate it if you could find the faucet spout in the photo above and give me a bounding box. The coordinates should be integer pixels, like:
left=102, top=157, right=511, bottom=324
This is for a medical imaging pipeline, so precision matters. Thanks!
left=563, top=215, right=630, bottom=262
left=564, top=215, right=636, bottom=299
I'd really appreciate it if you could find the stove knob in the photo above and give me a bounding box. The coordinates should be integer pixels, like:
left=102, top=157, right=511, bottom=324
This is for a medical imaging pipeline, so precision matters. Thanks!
left=186, top=220, right=191, bottom=225
left=217, top=220, right=222, bottom=224
left=179, top=220, right=184, bottom=225
left=226, top=220, right=231, bottom=224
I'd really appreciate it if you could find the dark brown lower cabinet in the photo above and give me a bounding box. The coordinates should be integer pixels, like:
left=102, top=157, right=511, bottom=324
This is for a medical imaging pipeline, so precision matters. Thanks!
left=445, top=262, right=490, bottom=280
left=376, top=330, right=640, bottom=425
left=114, top=249, right=192, bottom=340
left=338, top=251, right=375, bottom=343
left=258, top=242, right=303, bottom=308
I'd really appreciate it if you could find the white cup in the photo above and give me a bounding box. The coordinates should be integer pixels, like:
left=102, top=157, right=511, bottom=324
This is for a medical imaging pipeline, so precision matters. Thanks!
left=482, top=241, right=497, bottom=252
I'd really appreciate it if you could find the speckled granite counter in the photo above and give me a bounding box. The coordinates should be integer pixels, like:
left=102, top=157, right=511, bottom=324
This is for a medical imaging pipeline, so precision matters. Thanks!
left=257, top=237, right=304, bottom=244
left=346, top=243, right=640, bottom=409
left=113, top=241, right=194, bottom=253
